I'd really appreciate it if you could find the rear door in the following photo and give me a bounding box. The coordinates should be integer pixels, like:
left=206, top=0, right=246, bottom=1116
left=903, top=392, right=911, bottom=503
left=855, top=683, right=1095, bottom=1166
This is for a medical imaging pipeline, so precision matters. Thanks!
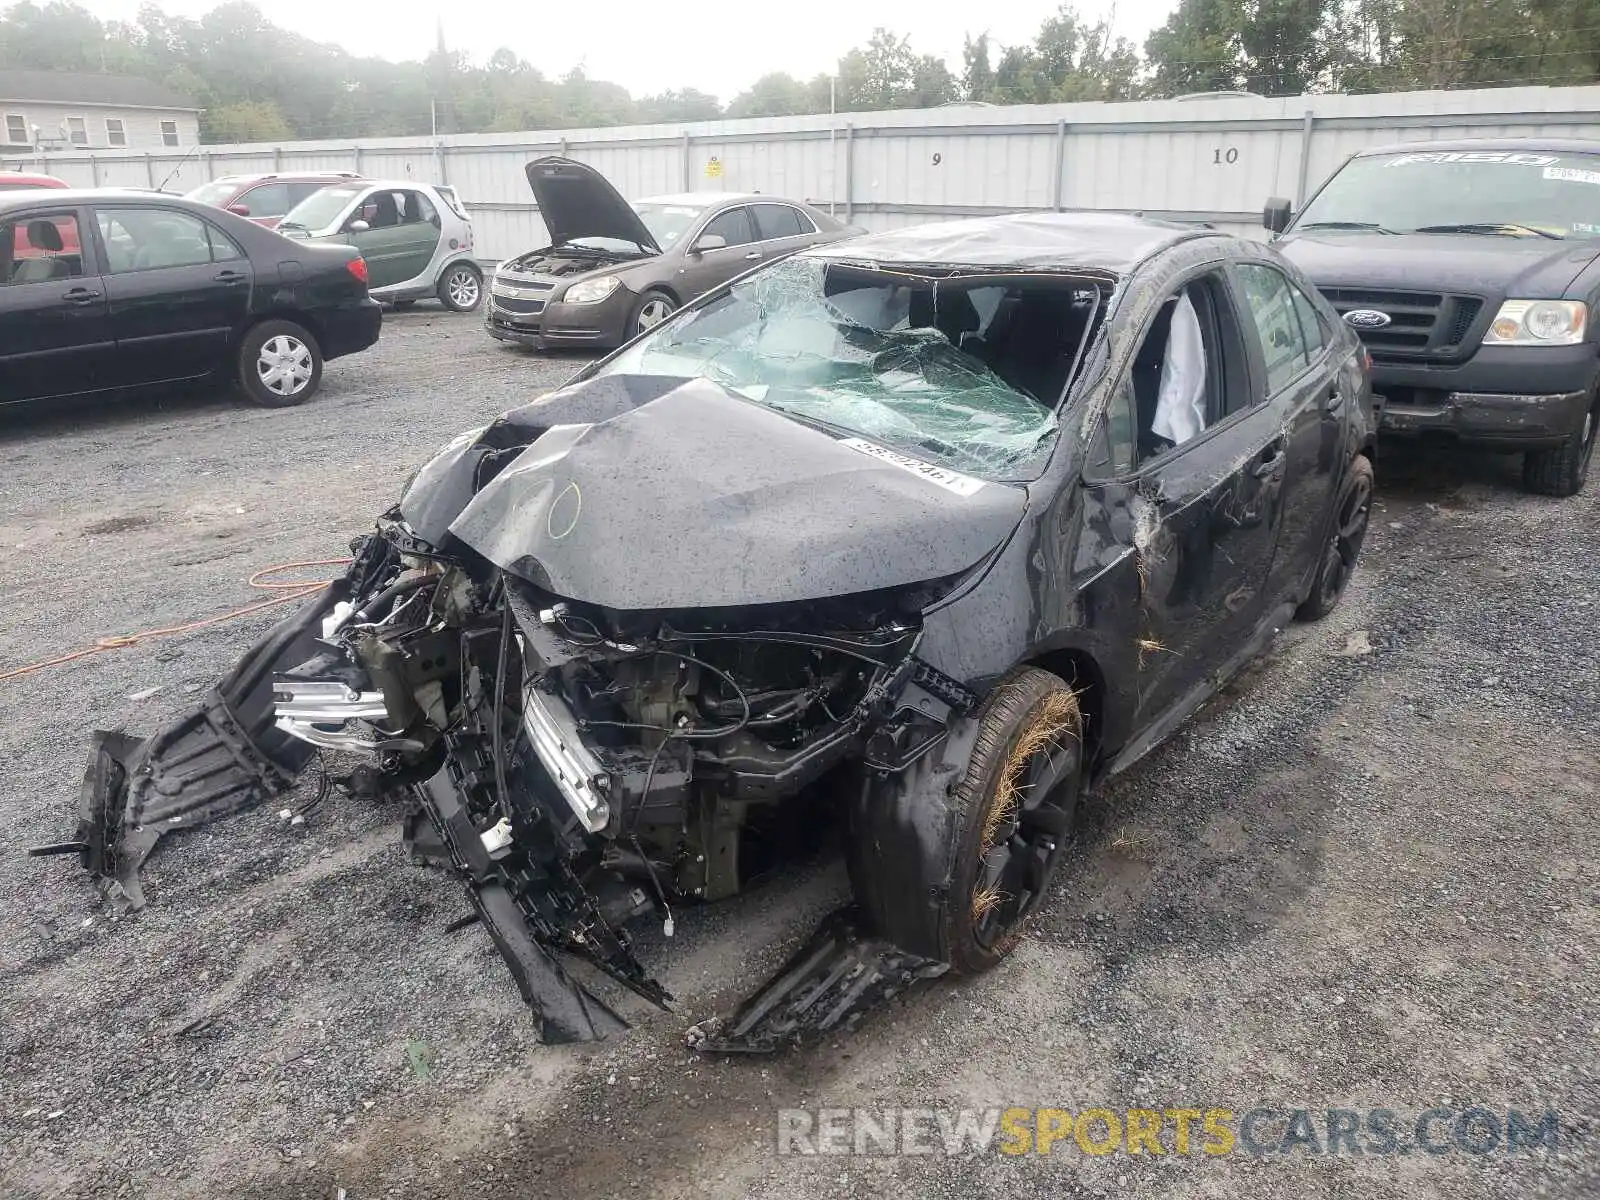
left=0, top=205, right=113, bottom=403
left=676, top=205, right=759, bottom=300
left=1231, top=261, right=1346, bottom=607
left=93, top=205, right=254, bottom=386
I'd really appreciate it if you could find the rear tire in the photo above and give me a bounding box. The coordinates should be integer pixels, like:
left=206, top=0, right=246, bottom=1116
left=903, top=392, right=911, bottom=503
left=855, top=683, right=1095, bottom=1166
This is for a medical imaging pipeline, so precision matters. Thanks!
left=850, top=667, right=1082, bottom=975
left=1297, top=454, right=1374, bottom=622
left=238, top=319, right=322, bottom=408
left=1522, top=403, right=1596, bottom=497
left=437, top=262, right=483, bottom=312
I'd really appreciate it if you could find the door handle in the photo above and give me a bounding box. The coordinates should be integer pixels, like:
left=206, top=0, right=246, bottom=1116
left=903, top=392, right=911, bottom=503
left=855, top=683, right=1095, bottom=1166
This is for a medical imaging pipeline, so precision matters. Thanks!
left=742, top=251, right=762, bottom=260
left=216, top=270, right=247, bottom=284
left=62, top=287, right=101, bottom=305
left=1252, top=448, right=1287, bottom=479
left=1324, top=385, right=1345, bottom=413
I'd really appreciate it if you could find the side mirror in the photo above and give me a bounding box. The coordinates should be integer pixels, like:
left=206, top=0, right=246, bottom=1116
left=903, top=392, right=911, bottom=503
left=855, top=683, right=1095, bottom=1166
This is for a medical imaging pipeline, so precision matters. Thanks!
left=693, top=233, right=727, bottom=254
left=1263, top=197, right=1292, bottom=234
left=347, top=219, right=371, bottom=233
left=225, top=202, right=250, bottom=217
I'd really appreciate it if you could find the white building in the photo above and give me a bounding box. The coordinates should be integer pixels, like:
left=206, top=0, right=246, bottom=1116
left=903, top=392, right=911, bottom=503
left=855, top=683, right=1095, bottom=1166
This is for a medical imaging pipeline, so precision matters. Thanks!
left=1, top=69, right=201, bottom=155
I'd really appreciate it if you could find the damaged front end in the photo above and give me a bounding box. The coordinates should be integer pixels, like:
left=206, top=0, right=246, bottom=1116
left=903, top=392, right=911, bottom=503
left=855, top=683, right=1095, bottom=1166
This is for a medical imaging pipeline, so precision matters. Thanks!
left=67, top=505, right=978, bottom=1047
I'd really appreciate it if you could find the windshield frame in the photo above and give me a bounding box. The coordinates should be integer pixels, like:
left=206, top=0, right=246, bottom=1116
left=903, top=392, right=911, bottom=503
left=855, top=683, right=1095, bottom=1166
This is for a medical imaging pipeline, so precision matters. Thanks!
left=1293, top=148, right=1600, bottom=239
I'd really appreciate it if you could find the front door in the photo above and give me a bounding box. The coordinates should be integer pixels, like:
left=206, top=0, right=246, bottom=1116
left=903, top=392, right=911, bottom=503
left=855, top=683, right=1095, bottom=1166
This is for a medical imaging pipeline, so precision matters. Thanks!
left=674, top=205, right=761, bottom=301
left=346, top=189, right=441, bottom=288
left=93, top=205, right=254, bottom=386
left=1081, top=267, right=1289, bottom=728
left=0, top=207, right=113, bottom=404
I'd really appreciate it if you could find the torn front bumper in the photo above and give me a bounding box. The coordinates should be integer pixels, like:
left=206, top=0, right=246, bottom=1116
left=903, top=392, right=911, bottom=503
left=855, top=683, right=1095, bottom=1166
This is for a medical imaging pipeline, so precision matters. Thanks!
left=64, top=584, right=344, bottom=908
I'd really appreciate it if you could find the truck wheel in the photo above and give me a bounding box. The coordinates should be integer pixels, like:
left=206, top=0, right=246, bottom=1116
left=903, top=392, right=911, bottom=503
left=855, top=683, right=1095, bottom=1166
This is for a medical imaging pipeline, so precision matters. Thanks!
left=1296, top=454, right=1374, bottom=621
left=1522, top=405, right=1596, bottom=497
left=850, top=667, right=1082, bottom=975
left=238, top=320, right=323, bottom=408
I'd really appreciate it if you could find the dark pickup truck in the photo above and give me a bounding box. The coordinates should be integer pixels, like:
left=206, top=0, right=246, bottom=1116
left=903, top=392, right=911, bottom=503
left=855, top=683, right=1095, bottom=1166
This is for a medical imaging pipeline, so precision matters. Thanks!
left=1264, top=137, right=1600, bottom=496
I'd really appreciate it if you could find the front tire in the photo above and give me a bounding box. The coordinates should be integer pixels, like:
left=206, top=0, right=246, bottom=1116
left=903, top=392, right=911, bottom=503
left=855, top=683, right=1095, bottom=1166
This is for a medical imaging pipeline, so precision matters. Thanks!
left=1297, top=454, right=1374, bottom=622
left=437, top=262, right=483, bottom=312
left=851, top=667, right=1083, bottom=975
left=629, top=289, right=676, bottom=339
left=238, top=320, right=322, bottom=408
left=1522, top=403, right=1596, bottom=497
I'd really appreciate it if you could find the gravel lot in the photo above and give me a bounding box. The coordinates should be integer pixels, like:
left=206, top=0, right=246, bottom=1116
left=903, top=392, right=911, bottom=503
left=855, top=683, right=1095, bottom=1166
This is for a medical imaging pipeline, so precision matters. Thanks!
left=1, top=309, right=1595, bottom=1200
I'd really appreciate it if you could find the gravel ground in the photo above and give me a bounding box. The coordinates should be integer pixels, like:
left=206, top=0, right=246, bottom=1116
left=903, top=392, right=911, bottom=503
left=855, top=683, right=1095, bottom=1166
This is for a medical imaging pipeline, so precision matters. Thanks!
left=0, top=309, right=1595, bottom=1199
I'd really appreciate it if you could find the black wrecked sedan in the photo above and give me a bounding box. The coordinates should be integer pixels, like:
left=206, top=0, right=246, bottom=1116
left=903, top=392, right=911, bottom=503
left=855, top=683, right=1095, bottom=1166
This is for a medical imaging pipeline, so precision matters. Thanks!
left=64, top=213, right=1377, bottom=1050
left=0, top=189, right=380, bottom=409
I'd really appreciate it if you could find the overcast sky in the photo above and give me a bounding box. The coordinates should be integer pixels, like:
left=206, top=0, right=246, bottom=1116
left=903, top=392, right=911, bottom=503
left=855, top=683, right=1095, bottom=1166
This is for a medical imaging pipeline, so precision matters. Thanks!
left=72, top=0, right=1181, bottom=101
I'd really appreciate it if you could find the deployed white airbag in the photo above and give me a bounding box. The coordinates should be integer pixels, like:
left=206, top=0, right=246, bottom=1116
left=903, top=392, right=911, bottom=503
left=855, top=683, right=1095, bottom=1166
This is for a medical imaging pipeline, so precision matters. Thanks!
left=1151, top=292, right=1207, bottom=445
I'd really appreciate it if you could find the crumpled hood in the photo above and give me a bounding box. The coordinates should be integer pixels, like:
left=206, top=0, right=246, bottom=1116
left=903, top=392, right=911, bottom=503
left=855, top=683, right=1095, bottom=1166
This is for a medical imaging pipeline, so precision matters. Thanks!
left=1277, top=231, right=1600, bottom=298
left=444, top=378, right=1026, bottom=610
left=525, top=155, right=661, bottom=253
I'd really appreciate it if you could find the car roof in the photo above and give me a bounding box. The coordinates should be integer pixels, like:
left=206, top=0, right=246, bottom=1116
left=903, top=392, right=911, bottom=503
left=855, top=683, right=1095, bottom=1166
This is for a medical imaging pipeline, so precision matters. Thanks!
left=0, top=171, right=67, bottom=186
left=209, top=172, right=362, bottom=184
left=803, top=211, right=1216, bottom=272
left=636, top=191, right=762, bottom=206
left=0, top=187, right=205, bottom=212
left=1355, top=136, right=1600, bottom=157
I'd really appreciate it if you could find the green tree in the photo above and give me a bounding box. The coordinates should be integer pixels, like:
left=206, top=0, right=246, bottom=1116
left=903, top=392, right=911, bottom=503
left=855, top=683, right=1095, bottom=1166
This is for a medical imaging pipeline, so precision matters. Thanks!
left=203, top=98, right=292, bottom=142
left=1144, top=0, right=1246, bottom=94
left=962, top=33, right=995, bottom=101
left=635, top=88, right=722, bottom=122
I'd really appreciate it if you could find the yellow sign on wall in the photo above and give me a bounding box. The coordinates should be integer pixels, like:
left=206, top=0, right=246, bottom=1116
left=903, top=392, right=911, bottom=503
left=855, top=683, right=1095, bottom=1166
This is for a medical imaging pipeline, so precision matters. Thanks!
left=704, top=156, right=723, bottom=179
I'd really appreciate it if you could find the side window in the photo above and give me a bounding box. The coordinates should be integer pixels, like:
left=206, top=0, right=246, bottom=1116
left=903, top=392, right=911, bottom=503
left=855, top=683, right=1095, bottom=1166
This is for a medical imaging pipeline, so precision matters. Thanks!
left=237, top=182, right=293, bottom=218
left=360, top=190, right=402, bottom=229
left=1102, top=270, right=1254, bottom=470
left=285, top=182, right=325, bottom=209
left=1288, top=283, right=1328, bottom=360
left=207, top=222, right=245, bottom=262
left=699, top=206, right=753, bottom=247
left=2, top=212, right=84, bottom=285
left=402, top=191, right=439, bottom=227
left=95, top=207, right=230, bottom=273
left=1236, top=263, right=1312, bottom=393
left=752, top=203, right=805, bottom=241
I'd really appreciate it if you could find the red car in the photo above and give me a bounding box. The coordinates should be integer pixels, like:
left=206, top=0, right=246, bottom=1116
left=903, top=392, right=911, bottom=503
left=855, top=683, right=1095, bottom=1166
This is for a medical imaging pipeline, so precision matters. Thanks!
left=186, top=173, right=364, bottom=229
left=1, top=171, right=79, bottom=268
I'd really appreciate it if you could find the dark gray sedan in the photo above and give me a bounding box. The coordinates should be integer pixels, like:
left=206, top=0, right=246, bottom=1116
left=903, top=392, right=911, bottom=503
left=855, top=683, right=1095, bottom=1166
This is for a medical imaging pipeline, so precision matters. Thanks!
left=485, top=157, right=857, bottom=350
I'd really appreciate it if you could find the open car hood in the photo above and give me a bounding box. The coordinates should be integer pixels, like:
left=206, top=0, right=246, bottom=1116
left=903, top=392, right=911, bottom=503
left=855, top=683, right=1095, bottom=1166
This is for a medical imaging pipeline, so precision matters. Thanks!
left=524, top=156, right=661, bottom=253
left=437, top=378, right=1026, bottom=610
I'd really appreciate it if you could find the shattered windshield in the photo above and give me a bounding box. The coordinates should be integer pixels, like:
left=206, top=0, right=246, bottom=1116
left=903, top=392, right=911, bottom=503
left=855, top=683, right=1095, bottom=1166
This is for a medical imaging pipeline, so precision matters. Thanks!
left=1298, top=150, right=1600, bottom=238
left=594, top=256, right=1089, bottom=481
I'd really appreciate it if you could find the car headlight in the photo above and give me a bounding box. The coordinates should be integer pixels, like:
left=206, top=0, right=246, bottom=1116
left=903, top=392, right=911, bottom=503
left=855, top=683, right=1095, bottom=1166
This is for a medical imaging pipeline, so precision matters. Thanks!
left=563, top=275, right=621, bottom=304
left=1483, top=299, right=1587, bottom=346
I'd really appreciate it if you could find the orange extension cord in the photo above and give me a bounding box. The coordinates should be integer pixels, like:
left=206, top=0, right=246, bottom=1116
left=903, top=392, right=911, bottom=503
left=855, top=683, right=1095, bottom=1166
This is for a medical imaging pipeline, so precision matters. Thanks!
left=0, top=558, right=352, bottom=683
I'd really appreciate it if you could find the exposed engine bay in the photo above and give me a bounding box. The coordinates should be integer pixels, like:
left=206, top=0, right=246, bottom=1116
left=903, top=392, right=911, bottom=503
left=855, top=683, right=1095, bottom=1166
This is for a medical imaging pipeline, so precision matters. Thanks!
left=495, top=244, right=652, bottom=279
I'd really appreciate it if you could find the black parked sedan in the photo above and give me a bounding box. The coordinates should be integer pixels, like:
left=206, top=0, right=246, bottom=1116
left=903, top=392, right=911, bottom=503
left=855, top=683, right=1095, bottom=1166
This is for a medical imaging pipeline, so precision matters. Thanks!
left=0, top=189, right=381, bottom=409
left=70, top=213, right=1377, bottom=1051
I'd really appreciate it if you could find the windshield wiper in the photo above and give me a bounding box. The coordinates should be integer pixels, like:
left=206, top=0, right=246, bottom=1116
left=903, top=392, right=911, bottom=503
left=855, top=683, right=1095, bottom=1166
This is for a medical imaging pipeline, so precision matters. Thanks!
left=1413, top=222, right=1563, bottom=240
left=276, top=219, right=307, bottom=232
left=1297, top=221, right=1400, bottom=235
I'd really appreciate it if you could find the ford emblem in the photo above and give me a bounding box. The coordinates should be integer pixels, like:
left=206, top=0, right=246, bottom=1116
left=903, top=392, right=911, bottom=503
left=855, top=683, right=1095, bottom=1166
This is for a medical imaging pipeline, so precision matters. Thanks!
left=1344, top=308, right=1392, bottom=329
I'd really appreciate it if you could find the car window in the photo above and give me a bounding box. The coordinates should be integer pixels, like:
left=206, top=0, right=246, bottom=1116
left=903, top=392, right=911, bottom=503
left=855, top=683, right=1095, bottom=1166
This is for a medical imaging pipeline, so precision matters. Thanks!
left=1101, top=271, right=1253, bottom=471
left=752, top=203, right=806, bottom=241
left=699, top=207, right=753, bottom=248
left=2, top=211, right=84, bottom=285
left=1235, top=263, right=1312, bottom=394
left=95, top=207, right=235, bottom=273
left=238, top=182, right=294, bottom=218
left=278, top=185, right=365, bottom=232
left=1288, top=282, right=1328, bottom=360
left=402, top=191, right=439, bottom=227
left=285, top=182, right=327, bottom=209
